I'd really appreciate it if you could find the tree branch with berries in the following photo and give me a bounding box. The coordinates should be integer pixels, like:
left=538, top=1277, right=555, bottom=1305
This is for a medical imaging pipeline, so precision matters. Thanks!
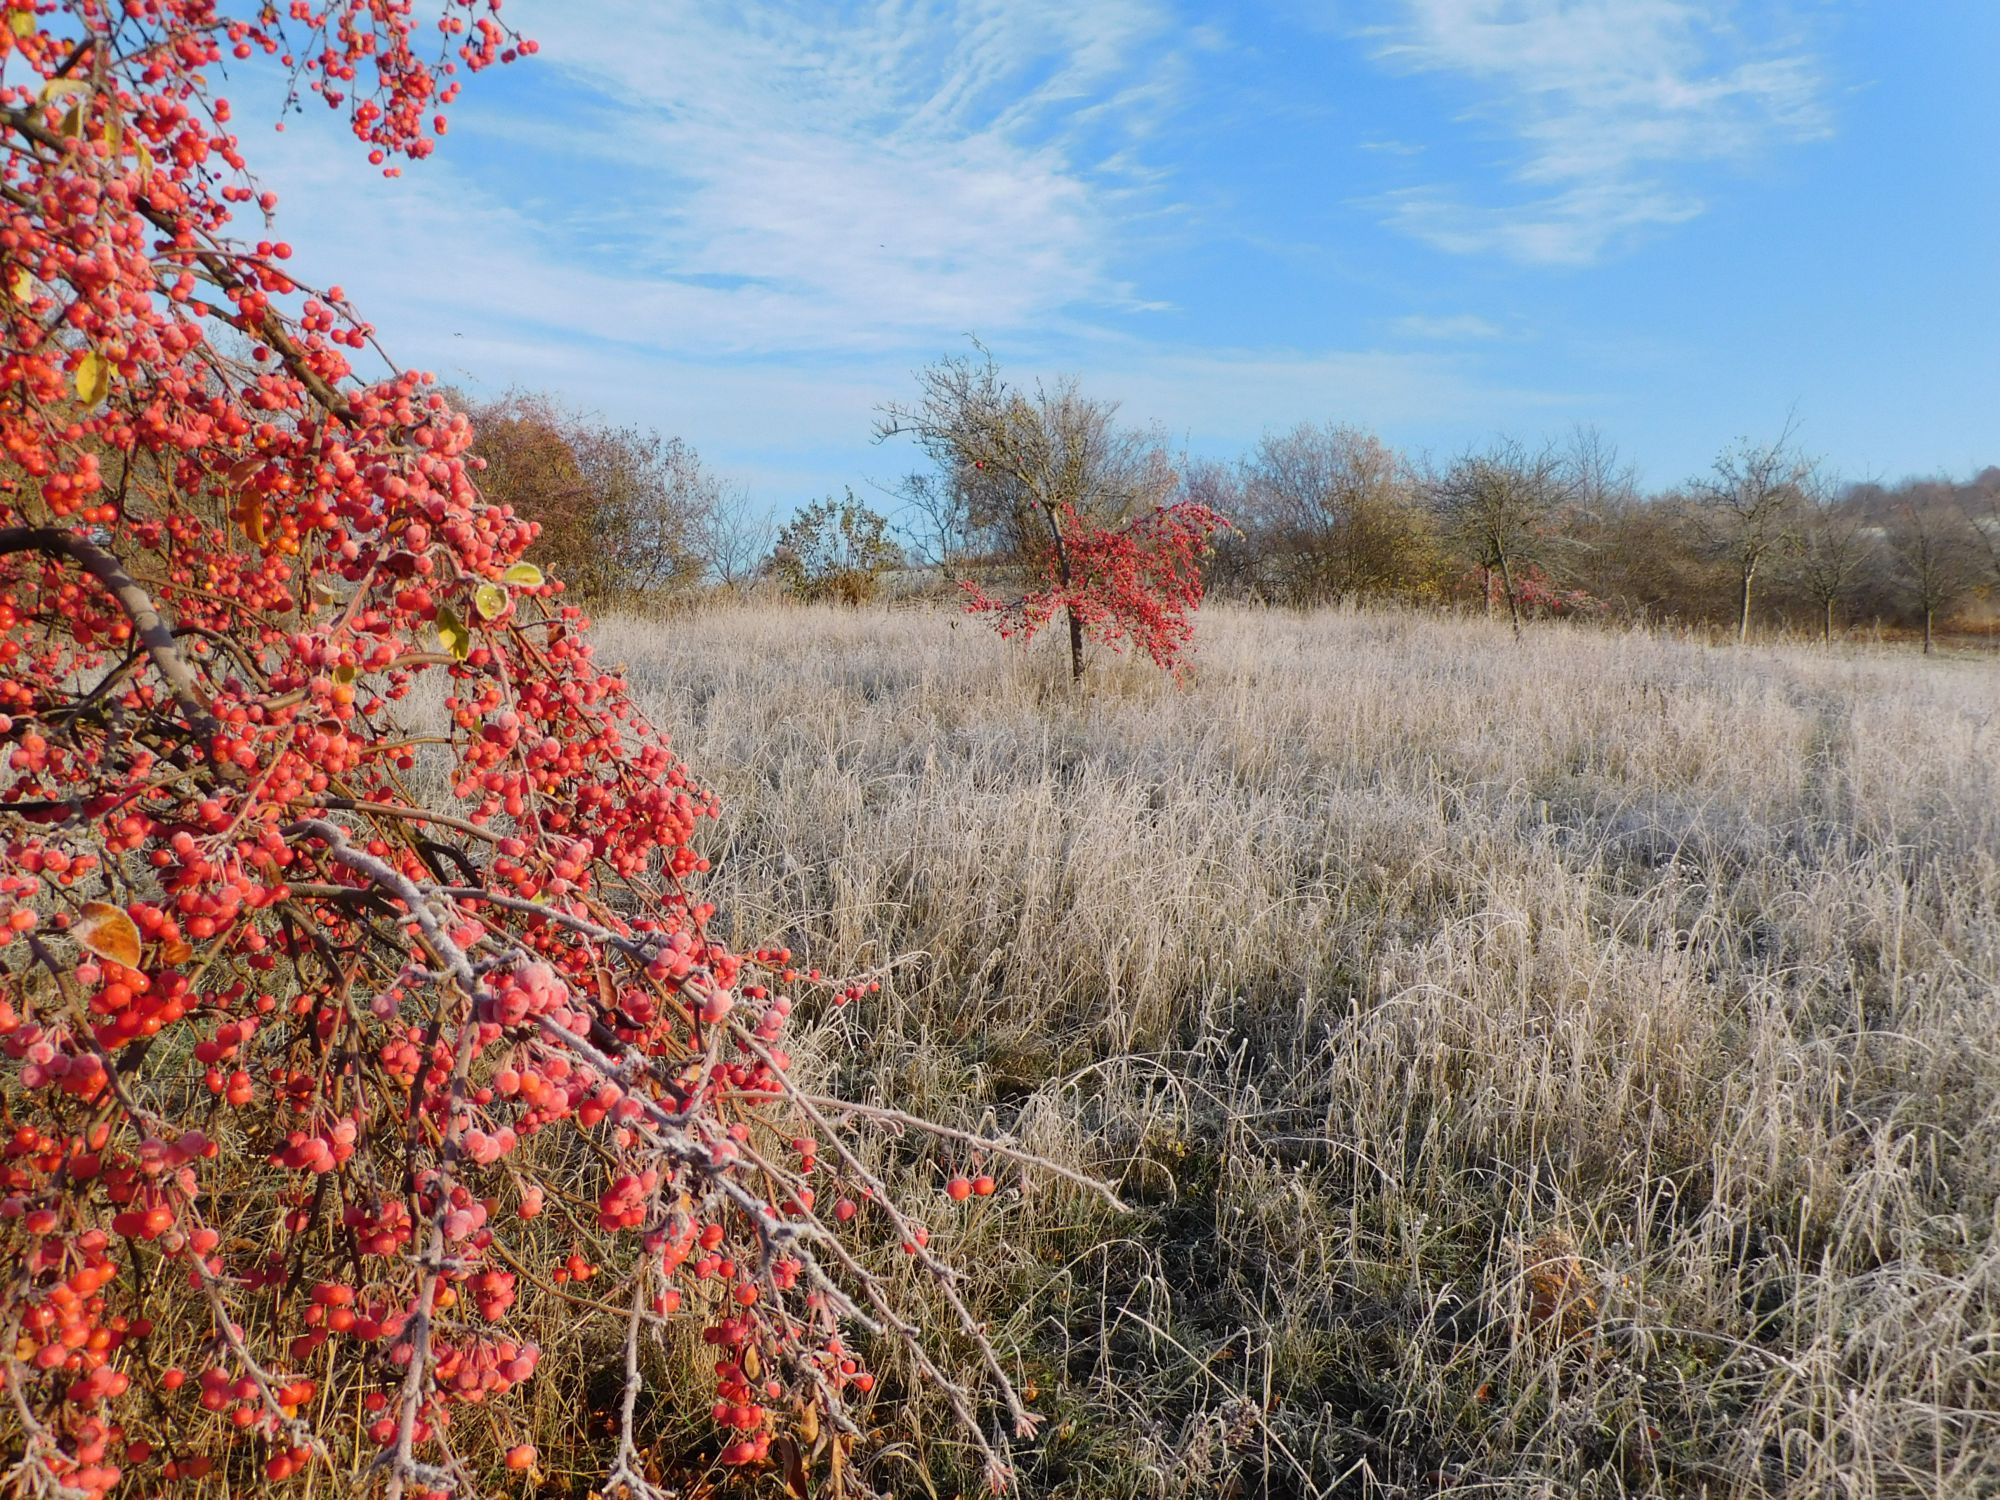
left=0, top=7, right=1109, bottom=1498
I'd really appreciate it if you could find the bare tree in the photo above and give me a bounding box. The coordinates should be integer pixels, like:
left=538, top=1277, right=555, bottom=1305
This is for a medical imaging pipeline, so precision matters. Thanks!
left=1240, top=422, right=1433, bottom=604
left=1963, top=465, right=2000, bottom=588
left=690, top=483, right=775, bottom=591
left=877, top=346, right=1176, bottom=679
left=892, top=467, right=976, bottom=580
left=1427, top=438, right=1576, bottom=638
left=1178, top=455, right=1253, bottom=596
left=1691, top=426, right=1811, bottom=643
left=610, top=432, right=727, bottom=593
left=1887, top=487, right=1980, bottom=654
left=1791, top=473, right=1874, bottom=643
left=1564, top=423, right=1640, bottom=513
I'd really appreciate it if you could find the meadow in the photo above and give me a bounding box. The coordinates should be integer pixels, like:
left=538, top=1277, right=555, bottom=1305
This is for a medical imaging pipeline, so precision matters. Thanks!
left=486, top=602, right=2000, bottom=1499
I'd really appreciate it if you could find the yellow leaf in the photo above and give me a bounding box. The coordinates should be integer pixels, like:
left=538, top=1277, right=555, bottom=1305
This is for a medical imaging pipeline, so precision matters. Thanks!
left=75, top=902, right=141, bottom=969
left=75, top=350, right=108, bottom=405
left=502, top=562, right=543, bottom=587
left=435, top=604, right=470, bottom=661
left=332, top=664, right=357, bottom=686
left=10, top=13, right=34, bottom=38
left=38, top=79, right=87, bottom=105
left=134, top=141, right=154, bottom=180
left=8, top=267, right=30, bottom=302
left=473, top=583, right=507, bottom=621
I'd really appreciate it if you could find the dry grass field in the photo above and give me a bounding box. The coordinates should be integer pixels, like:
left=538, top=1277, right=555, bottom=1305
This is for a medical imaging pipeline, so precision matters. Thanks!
left=542, top=603, right=1999, bottom=1498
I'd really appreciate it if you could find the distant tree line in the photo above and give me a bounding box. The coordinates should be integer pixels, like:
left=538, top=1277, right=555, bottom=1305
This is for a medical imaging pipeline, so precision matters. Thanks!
left=452, top=379, right=1997, bottom=650
left=1190, top=421, right=1999, bottom=651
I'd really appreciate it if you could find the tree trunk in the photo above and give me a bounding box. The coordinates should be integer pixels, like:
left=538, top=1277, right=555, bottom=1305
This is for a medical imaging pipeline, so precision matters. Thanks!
left=1923, top=609, right=1934, bottom=656
left=1496, top=552, right=1521, bottom=640
left=1044, top=503, right=1084, bottom=683
left=1481, top=565, right=1495, bottom=621
left=1823, top=596, right=1834, bottom=645
left=1737, top=567, right=1754, bottom=644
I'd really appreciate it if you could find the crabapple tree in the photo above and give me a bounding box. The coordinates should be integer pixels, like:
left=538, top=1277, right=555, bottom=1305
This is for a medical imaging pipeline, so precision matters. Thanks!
left=1426, top=439, right=1580, bottom=639
left=878, top=348, right=1226, bottom=680
left=0, top=6, right=1104, bottom=1498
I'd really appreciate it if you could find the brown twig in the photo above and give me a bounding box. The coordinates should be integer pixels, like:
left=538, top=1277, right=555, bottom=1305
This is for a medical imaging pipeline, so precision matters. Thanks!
left=0, top=526, right=218, bottom=739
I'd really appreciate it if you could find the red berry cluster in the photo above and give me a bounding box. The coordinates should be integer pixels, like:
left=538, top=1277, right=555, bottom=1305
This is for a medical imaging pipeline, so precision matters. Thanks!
left=963, top=501, right=1229, bottom=677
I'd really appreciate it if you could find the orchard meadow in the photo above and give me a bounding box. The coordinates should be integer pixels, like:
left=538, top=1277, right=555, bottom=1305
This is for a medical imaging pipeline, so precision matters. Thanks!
left=4, top=5, right=1999, bottom=1500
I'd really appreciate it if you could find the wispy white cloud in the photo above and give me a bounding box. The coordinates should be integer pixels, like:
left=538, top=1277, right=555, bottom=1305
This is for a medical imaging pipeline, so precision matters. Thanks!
left=1360, top=0, right=1832, bottom=264
left=245, top=0, right=1213, bottom=499
left=470, top=0, right=1192, bottom=354
left=1393, top=312, right=1506, bottom=340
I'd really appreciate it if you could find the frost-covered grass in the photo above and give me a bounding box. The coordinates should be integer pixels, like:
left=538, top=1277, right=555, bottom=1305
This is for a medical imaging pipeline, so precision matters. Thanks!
left=571, top=601, right=2000, bottom=1498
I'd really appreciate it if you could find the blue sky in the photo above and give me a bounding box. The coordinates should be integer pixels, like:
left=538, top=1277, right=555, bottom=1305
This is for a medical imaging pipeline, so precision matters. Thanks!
left=256, top=1, right=2000, bottom=512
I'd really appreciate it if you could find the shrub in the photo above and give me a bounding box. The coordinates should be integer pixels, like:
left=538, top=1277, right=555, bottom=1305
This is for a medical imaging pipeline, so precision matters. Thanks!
left=772, top=491, right=902, bottom=605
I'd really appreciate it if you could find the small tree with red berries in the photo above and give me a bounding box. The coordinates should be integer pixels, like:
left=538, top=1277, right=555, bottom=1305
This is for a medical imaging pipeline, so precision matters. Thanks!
left=1426, top=438, right=1581, bottom=640
left=879, top=349, right=1226, bottom=681
left=0, top=8, right=1110, bottom=1499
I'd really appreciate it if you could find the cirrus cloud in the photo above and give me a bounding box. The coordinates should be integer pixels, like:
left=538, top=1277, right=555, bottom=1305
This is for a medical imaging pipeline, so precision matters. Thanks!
left=1358, top=0, right=1833, bottom=265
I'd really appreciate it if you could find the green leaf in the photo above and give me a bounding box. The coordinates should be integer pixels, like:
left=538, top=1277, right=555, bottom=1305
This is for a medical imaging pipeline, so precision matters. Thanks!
left=435, top=604, right=470, bottom=661
left=502, top=562, right=543, bottom=587
left=74, top=350, right=109, bottom=406
left=473, top=583, right=507, bottom=621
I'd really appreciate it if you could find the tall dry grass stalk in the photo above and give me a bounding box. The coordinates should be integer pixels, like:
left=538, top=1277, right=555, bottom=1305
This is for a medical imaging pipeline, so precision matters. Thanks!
left=535, top=603, right=1999, bottom=1496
